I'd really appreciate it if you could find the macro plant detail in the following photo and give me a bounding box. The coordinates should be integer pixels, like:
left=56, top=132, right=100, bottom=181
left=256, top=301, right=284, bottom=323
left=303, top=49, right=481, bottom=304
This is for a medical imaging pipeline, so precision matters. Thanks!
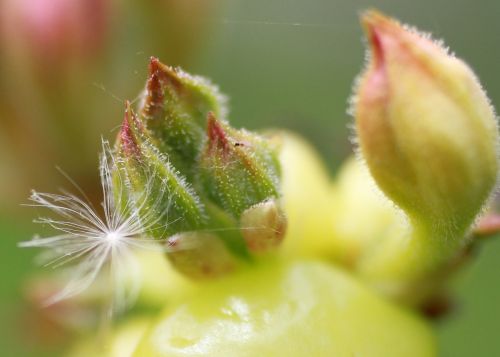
left=19, top=10, right=499, bottom=357
left=18, top=140, right=178, bottom=312
left=351, top=11, right=499, bottom=304
left=114, top=58, right=285, bottom=277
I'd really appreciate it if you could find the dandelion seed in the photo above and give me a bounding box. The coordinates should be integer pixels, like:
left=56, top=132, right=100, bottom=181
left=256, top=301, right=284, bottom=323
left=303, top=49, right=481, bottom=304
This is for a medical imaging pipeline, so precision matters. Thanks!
left=19, top=139, right=184, bottom=313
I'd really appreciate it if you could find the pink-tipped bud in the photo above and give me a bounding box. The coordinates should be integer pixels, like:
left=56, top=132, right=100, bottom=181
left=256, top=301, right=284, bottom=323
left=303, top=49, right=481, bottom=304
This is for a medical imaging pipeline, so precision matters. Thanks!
left=354, top=10, right=498, bottom=231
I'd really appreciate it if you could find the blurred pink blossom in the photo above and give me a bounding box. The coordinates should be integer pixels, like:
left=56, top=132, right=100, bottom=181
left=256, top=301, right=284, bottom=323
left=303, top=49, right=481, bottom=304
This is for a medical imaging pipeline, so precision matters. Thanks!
left=0, top=0, right=110, bottom=68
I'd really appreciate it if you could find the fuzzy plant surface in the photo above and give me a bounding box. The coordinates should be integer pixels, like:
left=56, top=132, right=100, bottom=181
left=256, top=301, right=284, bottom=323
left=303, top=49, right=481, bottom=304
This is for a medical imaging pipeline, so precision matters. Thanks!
left=20, top=10, right=499, bottom=357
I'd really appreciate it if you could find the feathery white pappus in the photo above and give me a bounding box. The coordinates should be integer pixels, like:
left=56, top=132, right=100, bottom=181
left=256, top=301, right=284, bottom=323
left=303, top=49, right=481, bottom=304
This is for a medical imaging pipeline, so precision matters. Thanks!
left=18, top=139, right=185, bottom=313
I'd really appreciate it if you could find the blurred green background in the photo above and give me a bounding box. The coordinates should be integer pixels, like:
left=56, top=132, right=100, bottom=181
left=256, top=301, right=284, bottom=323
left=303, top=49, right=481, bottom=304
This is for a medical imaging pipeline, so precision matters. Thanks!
left=1, top=0, right=499, bottom=355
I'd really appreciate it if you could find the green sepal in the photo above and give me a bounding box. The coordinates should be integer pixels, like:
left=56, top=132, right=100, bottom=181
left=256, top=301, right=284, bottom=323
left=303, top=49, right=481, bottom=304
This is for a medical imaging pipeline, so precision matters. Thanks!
left=197, top=113, right=281, bottom=218
left=138, top=57, right=227, bottom=178
left=114, top=102, right=206, bottom=238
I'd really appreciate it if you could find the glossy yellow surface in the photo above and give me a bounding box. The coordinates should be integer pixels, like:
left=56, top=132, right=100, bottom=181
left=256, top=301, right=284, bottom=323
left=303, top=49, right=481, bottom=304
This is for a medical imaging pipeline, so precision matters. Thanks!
left=134, top=260, right=436, bottom=357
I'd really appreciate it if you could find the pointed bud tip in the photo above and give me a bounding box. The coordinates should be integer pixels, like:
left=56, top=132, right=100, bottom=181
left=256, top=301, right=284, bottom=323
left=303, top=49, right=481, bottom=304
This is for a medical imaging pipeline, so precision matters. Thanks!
left=355, top=9, right=499, bottom=230
left=149, top=56, right=161, bottom=74
left=148, top=56, right=178, bottom=84
left=360, top=10, right=394, bottom=67
left=206, top=112, right=230, bottom=152
left=360, top=10, right=397, bottom=33
left=118, top=104, right=142, bottom=157
left=144, top=67, right=164, bottom=120
left=360, top=10, right=447, bottom=68
left=200, top=111, right=281, bottom=217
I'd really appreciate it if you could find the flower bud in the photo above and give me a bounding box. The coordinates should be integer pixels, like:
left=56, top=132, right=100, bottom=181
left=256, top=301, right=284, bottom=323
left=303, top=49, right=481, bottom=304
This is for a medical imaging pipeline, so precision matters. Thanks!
left=165, top=232, right=237, bottom=279
left=240, top=199, right=287, bottom=254
left=137, top=57, right=227, bottom=177
left=112, top=60, right=287, bottom=278
left=350, top=11, right=500, bottom=303
left=354, top=11, right=498, bottom=235
left=115, top=102, right=206, bottom=237
left=198, top=113, right=281, bottom=218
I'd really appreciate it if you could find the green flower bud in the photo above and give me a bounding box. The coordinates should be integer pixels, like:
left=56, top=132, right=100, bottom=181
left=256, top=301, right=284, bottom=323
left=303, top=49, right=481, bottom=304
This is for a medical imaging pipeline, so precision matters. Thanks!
left=356, top=10, right=498, bottom=228
left=115, top=101, right=206, bottom=237
left=112, top=59, right=286, bottom=278
left=138, top=57, right=227, bottom=177
left=352, top=10, right=499, bottom=302
left=198, top=112, right=281, bottom=217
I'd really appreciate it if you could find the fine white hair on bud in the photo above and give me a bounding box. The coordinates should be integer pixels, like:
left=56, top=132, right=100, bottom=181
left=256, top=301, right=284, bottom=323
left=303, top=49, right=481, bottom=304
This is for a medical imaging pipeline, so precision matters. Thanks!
left=18, top=139, right=186, bottom=313
left=350, top=10, right=499, bottom=303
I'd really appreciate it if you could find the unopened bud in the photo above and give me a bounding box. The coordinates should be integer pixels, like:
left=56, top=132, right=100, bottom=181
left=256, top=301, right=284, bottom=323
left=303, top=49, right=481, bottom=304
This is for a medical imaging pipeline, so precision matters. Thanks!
left=198, top=113, right=281, bottom=218
left=166, top=232, right=236, bottom=279
left=137, top=57, right=226, bottom=177
left=352, top=10, right=499, bottom=302
left=240, top=200, right=287, bottom=254
left=114, top=102, right=206, bottom=237
left=112, top=61, right=286, bottom=279
left=354, top=10, right=498, bottom=233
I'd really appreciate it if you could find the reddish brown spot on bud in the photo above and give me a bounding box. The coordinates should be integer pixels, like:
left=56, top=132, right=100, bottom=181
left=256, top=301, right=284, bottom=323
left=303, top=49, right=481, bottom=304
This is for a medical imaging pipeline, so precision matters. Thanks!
left=118, top=102, right=142, bottom=158
left=149, top=56, right=183, bottom=93
left=420, top=294, right=454, bottom=320
left=167, top=238, right=178, bottom=249
left=206, top=112, right=230, bottom=153
left=361, top=10, right=442, bottom=78
left=143, top=71, right=165, bottom=120
left=362, top=18, right=385, bottom=70
left=149, top=56, right=161, bottom=74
